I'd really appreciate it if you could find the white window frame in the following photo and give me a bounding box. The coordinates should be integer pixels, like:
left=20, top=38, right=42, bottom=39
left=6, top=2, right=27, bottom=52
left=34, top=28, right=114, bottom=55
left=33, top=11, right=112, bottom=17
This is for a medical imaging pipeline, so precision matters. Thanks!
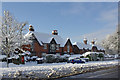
left=50, top=44, right=56, bottom=52
left=67, top=45, right=70, bottom=52
left=43, top=44, right=47, bottom=49
left=56, top=45, right=59, bottom=50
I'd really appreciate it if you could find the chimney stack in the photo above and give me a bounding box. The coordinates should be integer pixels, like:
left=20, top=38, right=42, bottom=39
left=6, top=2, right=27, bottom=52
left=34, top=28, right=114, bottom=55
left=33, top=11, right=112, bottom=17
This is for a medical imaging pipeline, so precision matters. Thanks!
left=91, top=40, right=95, bottom=45
left=84, top=38, right=87, bottom=45
left=52, top=30, right=58, bottom=35
left=29, top=25, right=34, bottom=31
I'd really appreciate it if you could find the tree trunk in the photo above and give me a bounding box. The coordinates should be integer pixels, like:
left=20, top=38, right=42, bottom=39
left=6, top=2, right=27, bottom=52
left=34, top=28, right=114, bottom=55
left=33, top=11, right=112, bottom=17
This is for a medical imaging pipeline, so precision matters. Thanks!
left=6, top=37, right=9, bottom=67
left=6, top=53, right=9, bottom=67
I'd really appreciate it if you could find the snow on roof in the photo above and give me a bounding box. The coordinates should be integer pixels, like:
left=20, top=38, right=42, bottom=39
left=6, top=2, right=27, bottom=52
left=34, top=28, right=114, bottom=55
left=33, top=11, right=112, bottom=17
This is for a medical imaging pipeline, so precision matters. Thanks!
left=92, top=44, right=105, bottom=50
left=25, top=51, right=31, bottom=55
left=62, top=38, right=73, bottom=47
left=73, top=42, right=104, bottom=50
left=67, top=37, right=70, bottom=40
left=24, top=31, right=65, bottom=47
left=73, top=42, right=92, bottom=49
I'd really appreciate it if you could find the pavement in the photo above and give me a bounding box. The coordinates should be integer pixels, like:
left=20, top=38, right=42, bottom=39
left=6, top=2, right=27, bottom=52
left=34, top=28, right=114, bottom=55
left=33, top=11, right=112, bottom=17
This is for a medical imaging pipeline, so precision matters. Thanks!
left=57, top=66, right=120, bottom=80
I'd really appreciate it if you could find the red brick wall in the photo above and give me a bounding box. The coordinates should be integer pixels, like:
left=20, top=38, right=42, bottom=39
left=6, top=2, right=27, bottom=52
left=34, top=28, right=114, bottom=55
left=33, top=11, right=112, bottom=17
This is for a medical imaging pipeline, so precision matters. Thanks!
left=56, top=47, right=63, bottom=53
left=34, top=43, right=51, bottom=57
left=33, top=42, right=41, bottom=57
left=22, top=44, right=31, bottom=52
left=63, top=45, right=73, bottom=53
left=33, top=42, right=64, bottom=57
left=39, top=45, right=49, bottom=53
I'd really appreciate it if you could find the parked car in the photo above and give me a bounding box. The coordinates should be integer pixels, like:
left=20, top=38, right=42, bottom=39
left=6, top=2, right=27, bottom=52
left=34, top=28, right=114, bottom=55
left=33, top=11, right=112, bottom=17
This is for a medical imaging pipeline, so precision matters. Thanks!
left=36, top=58, right=44, bottom=64
left=31, top=56, right=38, bottom=61
left=67, top=58, right=85, bottom=64
left=80, top=58, right=89, bottom=62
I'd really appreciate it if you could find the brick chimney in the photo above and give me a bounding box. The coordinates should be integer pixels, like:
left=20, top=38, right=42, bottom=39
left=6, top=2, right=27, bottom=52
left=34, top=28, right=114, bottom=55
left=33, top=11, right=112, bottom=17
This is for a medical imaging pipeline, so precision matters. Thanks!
left=91, top=40, right=95, bottom=44
left=29, top=25, right=34, bottom=31
left=52, top=30, right=58, bottom=35
left=84, top=38, right=87, bottom=45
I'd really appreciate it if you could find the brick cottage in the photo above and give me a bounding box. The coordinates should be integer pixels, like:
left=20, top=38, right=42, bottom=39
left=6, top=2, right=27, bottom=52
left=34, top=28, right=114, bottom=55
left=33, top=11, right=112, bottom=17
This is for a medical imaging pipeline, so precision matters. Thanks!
left=22, top=25, right=105, bottom=57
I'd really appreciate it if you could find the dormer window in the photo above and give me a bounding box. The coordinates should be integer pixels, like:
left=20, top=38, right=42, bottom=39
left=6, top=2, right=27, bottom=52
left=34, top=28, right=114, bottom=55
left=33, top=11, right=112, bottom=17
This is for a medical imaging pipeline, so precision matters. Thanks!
left=51, top=44, right=55, bottom=50
left=50, top=44, right=56, bottom=52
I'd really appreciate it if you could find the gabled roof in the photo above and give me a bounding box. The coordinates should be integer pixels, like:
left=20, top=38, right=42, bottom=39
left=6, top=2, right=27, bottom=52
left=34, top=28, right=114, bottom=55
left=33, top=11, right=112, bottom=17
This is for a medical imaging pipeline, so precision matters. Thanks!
left=73, top=45, right=80, bottom=49
left=50, top=38, right=57, bottom=44
left=64, top=38, right=73, bottom=47
left=24, top=31, right=65, bottom=47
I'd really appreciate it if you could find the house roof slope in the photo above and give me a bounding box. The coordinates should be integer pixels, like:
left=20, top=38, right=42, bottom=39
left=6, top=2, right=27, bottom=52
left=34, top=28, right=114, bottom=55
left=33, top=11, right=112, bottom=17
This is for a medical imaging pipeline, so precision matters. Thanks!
left=24, top=31, right=65, bottom=47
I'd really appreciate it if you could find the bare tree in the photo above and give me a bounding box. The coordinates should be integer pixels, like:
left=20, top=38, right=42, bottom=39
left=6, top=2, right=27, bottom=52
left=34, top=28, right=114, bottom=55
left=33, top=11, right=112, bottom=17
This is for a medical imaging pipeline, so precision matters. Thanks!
left=0, top=11, right=29, bottom=67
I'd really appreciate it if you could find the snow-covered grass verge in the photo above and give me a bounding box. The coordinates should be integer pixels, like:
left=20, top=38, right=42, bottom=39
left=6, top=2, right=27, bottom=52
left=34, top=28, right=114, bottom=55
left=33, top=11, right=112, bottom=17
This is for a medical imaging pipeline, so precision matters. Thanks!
left=0, top=60, right=119, bottom=79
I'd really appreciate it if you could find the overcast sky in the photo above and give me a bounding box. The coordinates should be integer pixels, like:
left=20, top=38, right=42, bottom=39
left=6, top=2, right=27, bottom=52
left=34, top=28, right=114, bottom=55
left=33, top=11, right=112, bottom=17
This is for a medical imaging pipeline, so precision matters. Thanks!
left=2, top=2, right=118, bottom=43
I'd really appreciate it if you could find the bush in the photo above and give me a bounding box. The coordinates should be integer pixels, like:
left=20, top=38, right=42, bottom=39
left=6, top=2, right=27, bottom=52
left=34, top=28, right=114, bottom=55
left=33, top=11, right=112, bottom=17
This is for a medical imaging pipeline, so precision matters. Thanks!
left=98, top=53, right=104, bottom=61
left=86, top=55, right=92, bottom=61
left=62, top=57, right=68, bottom=62
left=46, top=54, right=56, bottom=63
left=45, top=54, right=68, bottom=63
left=2, top=57, right=7, bottom=62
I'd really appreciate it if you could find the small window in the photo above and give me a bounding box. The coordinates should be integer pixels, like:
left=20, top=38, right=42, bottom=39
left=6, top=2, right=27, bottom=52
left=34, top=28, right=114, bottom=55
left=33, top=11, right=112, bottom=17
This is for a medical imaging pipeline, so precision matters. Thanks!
left=56, top=45, right=59, bottom=50
left=42, top=53, right=46, bottom=57
left=51, top=44, right=55, bottom=50
left=43, top=44, right=47, bottom=49
left=67, top=45, right=70, bottom=52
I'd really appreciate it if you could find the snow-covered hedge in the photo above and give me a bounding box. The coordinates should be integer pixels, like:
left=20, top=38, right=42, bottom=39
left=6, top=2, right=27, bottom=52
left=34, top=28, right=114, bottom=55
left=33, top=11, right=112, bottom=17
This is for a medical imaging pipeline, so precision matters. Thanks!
left=1, top=60, right=119, bottom=79
left=45, top=54, right=68, bottom=63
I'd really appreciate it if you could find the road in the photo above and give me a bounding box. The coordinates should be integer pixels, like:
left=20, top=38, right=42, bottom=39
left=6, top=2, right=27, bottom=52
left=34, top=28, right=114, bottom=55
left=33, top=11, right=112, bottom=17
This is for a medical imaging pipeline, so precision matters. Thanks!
left=57, top=66, right=119, bottom=80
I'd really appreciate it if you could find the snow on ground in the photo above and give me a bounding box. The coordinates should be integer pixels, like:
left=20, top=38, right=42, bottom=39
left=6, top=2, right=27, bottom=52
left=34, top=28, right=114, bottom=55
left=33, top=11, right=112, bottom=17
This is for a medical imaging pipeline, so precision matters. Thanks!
left=0, top=60, right=119, bottom=79
left=0, top=55, right=6, bottom=60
